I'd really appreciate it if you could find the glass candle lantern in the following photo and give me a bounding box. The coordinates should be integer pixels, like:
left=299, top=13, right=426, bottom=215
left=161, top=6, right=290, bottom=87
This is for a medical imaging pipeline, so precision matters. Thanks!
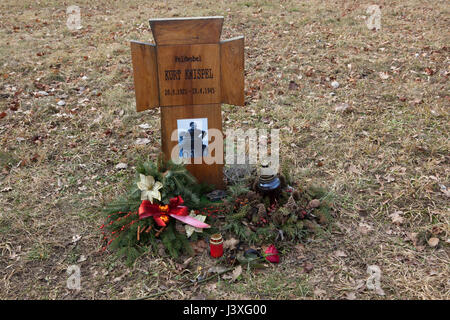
left=257, top=164, right=281, bottom=197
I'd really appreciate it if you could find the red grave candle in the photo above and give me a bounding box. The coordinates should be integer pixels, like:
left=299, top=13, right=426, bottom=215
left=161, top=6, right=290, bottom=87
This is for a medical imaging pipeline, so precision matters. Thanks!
left=209, top=233, right=223, bottom=258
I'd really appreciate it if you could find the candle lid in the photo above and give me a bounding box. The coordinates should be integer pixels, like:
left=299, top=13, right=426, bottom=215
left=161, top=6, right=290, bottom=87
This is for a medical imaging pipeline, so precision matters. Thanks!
left=210, top=233, right=222, bottom=241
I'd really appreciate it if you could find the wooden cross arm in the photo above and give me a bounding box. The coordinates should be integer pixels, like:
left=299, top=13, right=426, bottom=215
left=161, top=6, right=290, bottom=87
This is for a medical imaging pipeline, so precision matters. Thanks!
left=220, top=36, right=245, bottom=107
left=130, top=17, right=244, bottom=111
left=130, top=40, right=160, bottom=111
left=150, top=16, right=224, bottom=45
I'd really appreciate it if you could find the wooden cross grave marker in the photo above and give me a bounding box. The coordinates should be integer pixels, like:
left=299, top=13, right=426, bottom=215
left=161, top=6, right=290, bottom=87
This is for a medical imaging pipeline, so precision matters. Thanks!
left=130, top=17, right=244, bottom=189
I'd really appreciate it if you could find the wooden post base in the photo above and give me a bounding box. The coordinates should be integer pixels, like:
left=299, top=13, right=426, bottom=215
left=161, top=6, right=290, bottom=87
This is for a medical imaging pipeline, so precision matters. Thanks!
left=160, top=104, right=224, bottom=189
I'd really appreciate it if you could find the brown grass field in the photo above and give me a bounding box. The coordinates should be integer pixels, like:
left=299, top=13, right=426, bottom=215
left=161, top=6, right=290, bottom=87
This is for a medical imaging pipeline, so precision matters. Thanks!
left=0, top=0, right=448, bottom=299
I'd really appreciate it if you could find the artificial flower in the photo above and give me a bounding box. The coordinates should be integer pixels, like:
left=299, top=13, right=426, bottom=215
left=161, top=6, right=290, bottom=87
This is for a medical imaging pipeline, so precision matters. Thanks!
left=139, top=196, right=210, bottom=230
left=137, top=174, right=162, bottom=203
left=264, top=244, right=280, bottom=263
left=185, top=210, right=207, bottom=238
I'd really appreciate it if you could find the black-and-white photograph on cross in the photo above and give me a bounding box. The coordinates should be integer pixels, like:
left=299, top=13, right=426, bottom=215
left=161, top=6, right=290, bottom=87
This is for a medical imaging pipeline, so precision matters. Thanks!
left=177, top=118, right=208, bottom=158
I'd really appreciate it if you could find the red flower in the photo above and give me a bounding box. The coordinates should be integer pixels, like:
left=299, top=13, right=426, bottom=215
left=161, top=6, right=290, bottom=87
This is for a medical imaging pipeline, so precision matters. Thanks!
left=265, top=244, right=280, bottom=263
left=138, top=196, right=188, bottom=227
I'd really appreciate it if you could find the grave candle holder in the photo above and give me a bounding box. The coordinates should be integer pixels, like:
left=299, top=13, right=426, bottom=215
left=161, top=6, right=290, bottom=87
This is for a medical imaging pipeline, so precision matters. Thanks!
left=257, top=164, right=281, bottom=198
left=209, top=233, right=223, bottom=258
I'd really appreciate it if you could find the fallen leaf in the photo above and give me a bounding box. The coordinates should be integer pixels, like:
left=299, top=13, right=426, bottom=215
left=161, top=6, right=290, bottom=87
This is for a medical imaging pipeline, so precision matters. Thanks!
left=308, top=199, right=321, bottom=208
left=313, top=288, right=326, bottom=297
left=288, top=80, right=299, bottom=90
left=411, top=98, right=423, bottom=105
left=9, top=251, right=19, bottom=260
left=439, top=185, right=450, bottom=198
left=191, top=239, right=207, bottom=254
left=223, top=238, right=239, bottom=250
left=205, top=282, right=217, bottom=292
left=182, top=257, right=193, bottom=267
left=135, top=138, right=151, bottom=145
left=424, top=67, right=434, bottom=76
left=115, top=163, right=128, bottom=170
left=358, top=223, right=373, bottom=235
left=112, top=272, right=128, bottom=282
left=71, top=234, right=82, bottom=244
left=429, top=270, right=438, bottom=276
left=348, top=164, right=360, bottom=174
left=406, top=232, right=418, bottom=246
left=379, top=71, right=389, bottom=79
left=331, top=80, right=339, bottom=89
left=431, top=225, right=443, bottom=235
left=354, top=279, right=366, bottom=291
left=17, top=158, right=28, bottom=167
left=222, top=265, right=242, bottom=282
left=334, top=103, right=352, bottom=113
left=427, top=237, right=439, bottom=247
left=138, top=123, right=150, bottom=129
left=303, top=261, right=314, bottom=273
left=389, top=211, right=404, bottom=225
left=334, top=250, right=347, bottom=258
left=345, top=292, right=356, bottom=300
left=208, top=265, right=228, bottom=274
left=294, top=243, right=305, bottom=257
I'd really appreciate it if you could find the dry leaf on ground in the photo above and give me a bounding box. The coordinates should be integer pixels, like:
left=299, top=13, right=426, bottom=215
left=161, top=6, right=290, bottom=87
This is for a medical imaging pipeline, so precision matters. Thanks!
left=334, top=250, right=347, bottom=258
left=313, top=288, right=326, bottom=297
left=223, top=265, right=242, bottom=282
left=223, top=238, right=239, bottom=250
left=358, top=223, right=373, bottom=235
left=427, top=237, right=439, bottom=247
left=208, top=265, right=228, bottom=274
left=389, top=211, right=404, bottom=225
left=345, top=292, right=357, bottom=300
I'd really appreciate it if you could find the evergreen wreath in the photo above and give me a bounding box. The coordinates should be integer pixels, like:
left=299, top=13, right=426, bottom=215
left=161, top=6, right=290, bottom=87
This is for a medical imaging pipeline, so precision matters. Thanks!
left=100, top=156, right=216, bottom=265
left=99, top=157, right=334, bottom=266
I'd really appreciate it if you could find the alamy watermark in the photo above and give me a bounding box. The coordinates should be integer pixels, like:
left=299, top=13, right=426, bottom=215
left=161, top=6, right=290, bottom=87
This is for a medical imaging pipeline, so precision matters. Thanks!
left=366, top=5, right=381, bottom=31
left=66, top=5, right=82, bottom=30
left=67, top=265, right=81, bottom=290
left=366, top=265, right=385, bottom=296
left=170, top=126, right=280, bottom=175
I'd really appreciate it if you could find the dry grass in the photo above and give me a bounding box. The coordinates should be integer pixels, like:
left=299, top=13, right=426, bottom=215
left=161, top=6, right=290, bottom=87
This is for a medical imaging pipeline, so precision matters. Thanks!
left=0, top=0, right=449, bottom=299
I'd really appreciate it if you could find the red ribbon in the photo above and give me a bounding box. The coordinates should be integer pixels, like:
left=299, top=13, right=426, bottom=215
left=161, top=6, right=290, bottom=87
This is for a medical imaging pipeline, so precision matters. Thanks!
left=138, top=196, right=188, bottom=227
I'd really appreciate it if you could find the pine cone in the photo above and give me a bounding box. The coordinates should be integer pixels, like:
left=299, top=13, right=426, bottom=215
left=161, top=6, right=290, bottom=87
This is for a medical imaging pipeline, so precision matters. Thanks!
left=284, top=195, right=298, bottom=213
left=246, top=191, right=259, bottom=202
left=251, top=204, right=267, bottom=224
left=175, top=221, right=185, bottom=234
left=246, top=206, right=257, bottom=222
left=272, top=210, right=284, bottom=226
left=252, top=179, right=259, bottom=191
left=256, top=203, right=266, bottom=219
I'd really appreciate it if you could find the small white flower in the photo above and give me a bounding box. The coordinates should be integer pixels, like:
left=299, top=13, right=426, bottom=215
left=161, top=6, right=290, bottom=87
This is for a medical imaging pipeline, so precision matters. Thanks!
left=137, top=174, right=163, bottom=203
